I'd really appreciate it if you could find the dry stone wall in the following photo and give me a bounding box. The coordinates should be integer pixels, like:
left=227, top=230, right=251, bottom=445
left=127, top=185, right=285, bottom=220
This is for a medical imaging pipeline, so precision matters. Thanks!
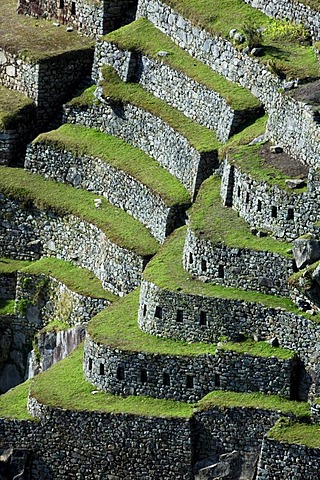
left=93, top=41, right=262, bottom=143
left=64, top=99, right=217, bottom=198
left=0, top=273, right=16, bottom=299
left=183, top=228, right=294, bottom=296
left=84, top=335, right=294, bottom=402
left=256, top=436, right=320, bottom=479
left=25, top=143, right=188, bottom=243
left=0, top=397, right=193, bottom=480
left=0, top=194, right=147, bottom=295
left=220, top=158, right=320, bottom=241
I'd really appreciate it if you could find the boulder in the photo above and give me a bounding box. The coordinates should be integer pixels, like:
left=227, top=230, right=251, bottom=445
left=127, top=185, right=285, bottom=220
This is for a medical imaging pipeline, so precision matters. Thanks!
left=293, top=235, right=320, bottom=269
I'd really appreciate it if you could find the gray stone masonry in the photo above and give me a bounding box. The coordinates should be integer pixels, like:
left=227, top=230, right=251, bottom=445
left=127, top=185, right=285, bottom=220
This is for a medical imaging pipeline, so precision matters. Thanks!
left=220, top=157, right=320, bottom=241
left=183, top=228, right=294, bottom=296
left=242, top=0, right=320, bottom=40
left=25, top=143, right=189, bottom=243
left=63, top=97, right=218, bottom=199
left=136, top=0, right=320, bottom=169
left=84, top=335, right=294, bottom=403
left=256, top=436, right=320, bottom=479
left=92, top=40, right=262, bottom=143
left=0, top=273, right=17, bottom=299
left=0, top=194, right=147, bottom=296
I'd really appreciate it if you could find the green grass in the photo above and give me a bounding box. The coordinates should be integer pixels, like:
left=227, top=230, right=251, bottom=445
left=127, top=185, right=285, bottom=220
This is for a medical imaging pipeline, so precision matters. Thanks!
left=100, top=66, right=221, bottom=152
left=1, top=0, right=94, bottom=62
left=0, top=380, right=33, bottom=420
left=0, top=299, right=15, bottom=315
left=268, top=418, right=320, bottom=448
left=197, top=391, right=310, bottom=418
left=0, top=257, right=31, bottom=274
left=34, top=124, right=190, bottom=207
left=163, top=0, right=319, bottom=80
left=29, top=345, right=194, bottom=418
left=0, top=166, right=159, bottom=257
left=219, top=339, right=294, bottom=360
left=21, top=257, right=117, bottom=303
left=88, top=289, right=217, bottom=355
left=143, top=226, right=318, bottom=321
left=222, top=114, right=268, bottom=153
left=0, top=85, right=35, bottom=130
left=105, top=19, right=260, bottom=111
left=189, top=176, right=292, bottom=256
left=227, top=144, right=307, bottom=192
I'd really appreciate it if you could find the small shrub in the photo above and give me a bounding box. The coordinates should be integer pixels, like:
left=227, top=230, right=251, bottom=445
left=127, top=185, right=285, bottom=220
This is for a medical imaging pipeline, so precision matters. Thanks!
left=265, top=20, right=311, bottom=45
left=243, top=23, right=263, bottom=49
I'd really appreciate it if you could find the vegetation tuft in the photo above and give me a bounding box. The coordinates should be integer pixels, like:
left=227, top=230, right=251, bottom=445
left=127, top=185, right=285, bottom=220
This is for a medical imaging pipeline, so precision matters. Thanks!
left=34, top=124, right=190, bottom=207
left=0, top=166, right=159, bottom=257
left=0, top=299, right=15, bottom=315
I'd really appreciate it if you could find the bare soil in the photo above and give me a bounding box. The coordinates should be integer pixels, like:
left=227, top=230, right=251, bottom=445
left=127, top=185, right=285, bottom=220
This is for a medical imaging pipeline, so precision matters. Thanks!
left=260, top=142, right=308, bottom=178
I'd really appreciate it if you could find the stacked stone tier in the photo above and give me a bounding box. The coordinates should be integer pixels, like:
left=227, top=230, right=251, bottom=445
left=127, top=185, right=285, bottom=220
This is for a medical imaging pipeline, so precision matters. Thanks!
left=25, top=124, right=191, bottom=243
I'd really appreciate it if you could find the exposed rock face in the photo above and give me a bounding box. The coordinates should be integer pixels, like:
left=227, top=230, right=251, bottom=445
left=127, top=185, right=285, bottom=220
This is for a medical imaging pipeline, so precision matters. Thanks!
left=293, top=235, right=320, bottom=269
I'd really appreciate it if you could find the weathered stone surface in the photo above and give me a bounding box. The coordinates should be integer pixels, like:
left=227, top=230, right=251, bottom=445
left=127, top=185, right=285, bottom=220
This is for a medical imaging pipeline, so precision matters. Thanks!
left=293, top=236, right=320, bottom=269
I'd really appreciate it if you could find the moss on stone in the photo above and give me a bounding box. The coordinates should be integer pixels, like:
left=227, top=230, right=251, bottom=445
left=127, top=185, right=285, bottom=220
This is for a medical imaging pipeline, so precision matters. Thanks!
left=34, top=124, right=191, bottom=207
left=0, top=166, right=159, bottom=258
left=105, top=18, right=261, bottom=111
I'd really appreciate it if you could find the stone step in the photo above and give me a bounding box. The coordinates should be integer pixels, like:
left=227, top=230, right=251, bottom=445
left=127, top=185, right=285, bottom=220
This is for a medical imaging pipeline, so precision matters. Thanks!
left=93, top=18, right=263, bottom=143
left=25, top=123, right=191, bottom=243
left=63, top=68, right=221, bottom=199
left=0, top=166, right=159, bottom=296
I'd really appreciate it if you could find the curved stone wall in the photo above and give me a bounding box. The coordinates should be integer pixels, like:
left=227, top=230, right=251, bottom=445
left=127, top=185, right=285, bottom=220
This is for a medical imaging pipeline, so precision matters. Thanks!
left=93, top=41, right=262, bottom=143
left=183, top=228, right=294, bottom=295
left=242, top=0, right=320, bottom=40
left=0, top=194, right=147, bottom=295
left=25, top=143, right=188, bottom=243
left=220, top=157, right=320, bottom=241
left=84, top=336, right=294, bottom=402
left=138, top=280, right=319, bottom=365
left=63, top=96, right=218, bottom=199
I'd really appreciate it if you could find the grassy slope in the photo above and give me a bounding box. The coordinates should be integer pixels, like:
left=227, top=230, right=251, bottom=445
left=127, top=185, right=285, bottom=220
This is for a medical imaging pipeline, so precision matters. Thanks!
left=34, top=124, right=190, bottom=207
left=105, top=18, right=260, bottom=110
left=0, top=257, right=31, bottom=273
left=189, top=176, right=292, bottom=256
left=143, top=227, right=317, bottom=321
left=1, top=0, right=93, bottom=61
left=0, top=85, right=35, bottom=130
left=21, top=257, right=117, bottom=302
left=164, top=0, right=319, bottom=79
left=100, top=66, right=221, bottom=152
left=227, top=144, right=307, bottom=192
left=198, top=391, right=310, bottom=417
left=0, top=380, right=33, bottom=420
left=218, top=339, right=294, bottom=360
left=268, top=418, right=320, bottom=448
left=0, top=166, right=159, bottom=257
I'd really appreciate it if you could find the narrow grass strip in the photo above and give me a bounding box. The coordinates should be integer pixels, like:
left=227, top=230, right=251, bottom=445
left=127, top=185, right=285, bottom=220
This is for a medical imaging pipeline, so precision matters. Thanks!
left=0, top=85, right=35, bottom=130
left=29, top=345, right=194, bottom=418
left=100, top=66, right=221, bottom=152
left=0, top=299, right=15, bottom=315
left=189, top=175, right=292, bottom=256
left=34, top=124, right=190, bottom=207
left=21, top=257, right=117, bottom=302
left=143, top=227, right=317, bottom=322
left=1, top=0, right=93, bottom=62
left=88, top=289, right=217, bottom=355
left=219, top=339, right=294, bottom=360
left=268, top=418, right=320, bottom=448
left=163, top=0, right=319, bottom=79
left=0, top=167, right=159, bottom=257
left=197, top=391, right=310, bottom=417
left=0, top=257, right=31, bottom=274
left=0, top=379, right=33, bottom=420
left=105, top=18, right=260, bottom=110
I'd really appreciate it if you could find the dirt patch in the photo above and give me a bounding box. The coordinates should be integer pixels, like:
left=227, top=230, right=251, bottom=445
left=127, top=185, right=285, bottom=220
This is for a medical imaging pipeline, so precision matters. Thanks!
left=289, top=79, right=320, bottom=105
left=260, top=142, right=308, bottom=178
